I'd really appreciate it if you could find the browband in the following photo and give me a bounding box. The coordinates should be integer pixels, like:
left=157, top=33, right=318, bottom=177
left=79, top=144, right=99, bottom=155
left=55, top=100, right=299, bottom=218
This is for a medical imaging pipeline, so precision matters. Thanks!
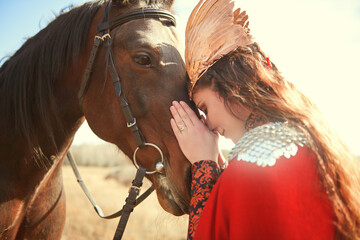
left=97, top=5, right=176, bottom=33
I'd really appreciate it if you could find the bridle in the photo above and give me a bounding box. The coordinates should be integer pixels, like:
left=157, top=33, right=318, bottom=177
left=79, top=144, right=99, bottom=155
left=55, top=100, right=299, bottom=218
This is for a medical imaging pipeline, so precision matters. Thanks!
left=67, top=2, right=177, bottom=239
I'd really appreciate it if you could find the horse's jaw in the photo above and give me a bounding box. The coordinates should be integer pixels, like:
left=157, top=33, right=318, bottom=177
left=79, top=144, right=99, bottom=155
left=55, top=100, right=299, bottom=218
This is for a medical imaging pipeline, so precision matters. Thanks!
left=152, top=166, right=191, bottom=216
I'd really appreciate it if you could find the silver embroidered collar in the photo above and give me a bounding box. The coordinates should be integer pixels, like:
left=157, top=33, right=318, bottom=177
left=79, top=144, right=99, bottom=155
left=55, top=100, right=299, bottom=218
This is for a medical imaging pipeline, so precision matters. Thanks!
left=228, top=122, right=309, bottom=167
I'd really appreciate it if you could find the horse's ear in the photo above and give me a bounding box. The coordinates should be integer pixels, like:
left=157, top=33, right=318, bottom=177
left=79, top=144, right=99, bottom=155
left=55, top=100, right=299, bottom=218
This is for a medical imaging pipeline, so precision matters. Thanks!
left=112, top=0, right=139, bottom=7
left=111, top=0, right=174, bottom=9
left=163, top=0, right=175, bottom=9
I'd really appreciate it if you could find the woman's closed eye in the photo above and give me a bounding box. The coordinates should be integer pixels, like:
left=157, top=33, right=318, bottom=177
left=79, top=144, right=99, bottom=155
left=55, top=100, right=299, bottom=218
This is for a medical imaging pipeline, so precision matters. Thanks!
left=203, top=108, right=208, bottom=115
left=198, top=106, right=207, bottom=116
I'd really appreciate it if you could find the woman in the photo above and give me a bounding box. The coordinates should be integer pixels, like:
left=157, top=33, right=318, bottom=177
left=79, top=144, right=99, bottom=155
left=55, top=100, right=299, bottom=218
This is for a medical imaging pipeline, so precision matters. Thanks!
left=170, top=0, right=360, bottom=239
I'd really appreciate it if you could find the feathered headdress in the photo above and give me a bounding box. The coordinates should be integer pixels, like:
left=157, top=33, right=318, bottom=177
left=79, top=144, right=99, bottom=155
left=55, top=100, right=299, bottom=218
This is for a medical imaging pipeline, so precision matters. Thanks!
left=185, top=0, right=253, bottom=93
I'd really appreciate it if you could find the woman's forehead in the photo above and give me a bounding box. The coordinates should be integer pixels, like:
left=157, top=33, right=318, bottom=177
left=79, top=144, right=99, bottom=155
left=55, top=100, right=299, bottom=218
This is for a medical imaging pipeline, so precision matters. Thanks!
left=193, top=88, right=222, bottom=105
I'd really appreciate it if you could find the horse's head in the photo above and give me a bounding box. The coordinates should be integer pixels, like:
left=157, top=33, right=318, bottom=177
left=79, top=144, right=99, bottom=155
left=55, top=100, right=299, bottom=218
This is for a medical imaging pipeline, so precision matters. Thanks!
left=81, top=0, right=194, bottom=215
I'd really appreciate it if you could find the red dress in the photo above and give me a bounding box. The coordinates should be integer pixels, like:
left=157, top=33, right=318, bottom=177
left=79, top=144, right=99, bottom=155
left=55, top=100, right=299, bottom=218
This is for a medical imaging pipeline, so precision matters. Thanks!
left=188, top=146, right=335, bottom=240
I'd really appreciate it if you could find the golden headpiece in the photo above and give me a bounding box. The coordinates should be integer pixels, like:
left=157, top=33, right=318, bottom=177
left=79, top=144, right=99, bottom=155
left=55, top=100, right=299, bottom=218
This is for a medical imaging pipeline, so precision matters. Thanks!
left=185, top=0, right=253, bottom=93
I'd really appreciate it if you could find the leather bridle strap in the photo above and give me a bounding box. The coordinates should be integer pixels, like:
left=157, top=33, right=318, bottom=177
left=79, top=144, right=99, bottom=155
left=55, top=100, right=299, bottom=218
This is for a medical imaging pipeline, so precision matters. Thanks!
left=103, top=34, right=146, bottom=147
left=77, top=36, right=102, bottom=107
left=67, top=151, right=155, bottom=219
left=97, top=7, right=176, bottom=32
left=77, top=2, right=110, bottom=109
left=113, top=165, right=147, bottom=240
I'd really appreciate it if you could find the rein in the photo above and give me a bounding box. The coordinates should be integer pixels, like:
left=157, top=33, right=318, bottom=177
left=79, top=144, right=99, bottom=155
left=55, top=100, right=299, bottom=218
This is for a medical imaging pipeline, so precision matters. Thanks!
left=69, top=2, right=176, bottom=239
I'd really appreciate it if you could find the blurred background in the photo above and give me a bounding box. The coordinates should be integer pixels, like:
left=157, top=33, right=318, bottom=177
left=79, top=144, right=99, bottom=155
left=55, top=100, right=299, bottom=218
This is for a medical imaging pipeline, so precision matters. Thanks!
left=1, top=0, right=359, bottom=239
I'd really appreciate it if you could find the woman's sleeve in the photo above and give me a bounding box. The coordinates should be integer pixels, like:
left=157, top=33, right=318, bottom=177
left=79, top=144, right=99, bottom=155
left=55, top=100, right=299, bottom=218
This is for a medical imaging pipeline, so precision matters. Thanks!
left=187, top=160, right=220, bottom=240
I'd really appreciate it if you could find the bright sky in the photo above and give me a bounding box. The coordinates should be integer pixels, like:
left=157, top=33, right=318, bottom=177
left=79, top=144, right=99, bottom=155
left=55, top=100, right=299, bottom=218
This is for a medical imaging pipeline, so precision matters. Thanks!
left=1, top=0, right=359, bottom=154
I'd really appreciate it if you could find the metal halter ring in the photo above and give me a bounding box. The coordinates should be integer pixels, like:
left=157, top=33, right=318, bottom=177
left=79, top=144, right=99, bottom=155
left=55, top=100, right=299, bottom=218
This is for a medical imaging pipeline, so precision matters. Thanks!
left=133, top=143, right=164, bottom=175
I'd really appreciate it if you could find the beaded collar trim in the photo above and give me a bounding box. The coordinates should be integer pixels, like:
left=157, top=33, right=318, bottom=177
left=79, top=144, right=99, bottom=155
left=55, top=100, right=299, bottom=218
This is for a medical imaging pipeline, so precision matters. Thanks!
left=228, top=122, right=309, bottom=167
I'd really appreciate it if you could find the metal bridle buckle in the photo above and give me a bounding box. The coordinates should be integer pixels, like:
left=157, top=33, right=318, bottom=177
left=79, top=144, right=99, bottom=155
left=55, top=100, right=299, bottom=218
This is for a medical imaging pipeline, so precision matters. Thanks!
left=133, top=143, right=164, bottom=175
left=94, top=33, right=111, bottom=42
left=127, top=118, right=137, bottom=128
left=128, top=186, right=141, bottom=196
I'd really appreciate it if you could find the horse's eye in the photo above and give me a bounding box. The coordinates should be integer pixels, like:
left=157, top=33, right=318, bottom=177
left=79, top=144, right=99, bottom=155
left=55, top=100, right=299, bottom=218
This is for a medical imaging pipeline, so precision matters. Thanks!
left=133, top=54, right=152, bottom=67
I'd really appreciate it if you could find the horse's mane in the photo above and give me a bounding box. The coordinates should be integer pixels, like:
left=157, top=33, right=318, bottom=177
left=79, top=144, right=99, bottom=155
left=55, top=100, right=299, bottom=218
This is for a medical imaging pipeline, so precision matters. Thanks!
left=0, top=1, right=105, bottom=153
left=0, top=0, right=174, bottom=157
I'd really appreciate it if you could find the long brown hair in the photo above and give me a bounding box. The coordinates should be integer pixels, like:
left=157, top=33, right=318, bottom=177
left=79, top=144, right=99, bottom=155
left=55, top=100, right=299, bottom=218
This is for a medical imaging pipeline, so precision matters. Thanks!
left=193, top=42, right=360, bottom=239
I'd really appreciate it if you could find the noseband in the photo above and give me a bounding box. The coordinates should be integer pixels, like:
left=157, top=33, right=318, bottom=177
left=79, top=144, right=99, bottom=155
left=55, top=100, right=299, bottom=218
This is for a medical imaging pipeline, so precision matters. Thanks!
left=68, top=3, right=176, bottom=239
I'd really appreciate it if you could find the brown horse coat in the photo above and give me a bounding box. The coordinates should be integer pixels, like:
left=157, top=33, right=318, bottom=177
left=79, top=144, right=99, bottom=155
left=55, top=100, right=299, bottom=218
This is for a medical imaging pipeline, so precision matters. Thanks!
left=0, top=0, right=194, bottom=239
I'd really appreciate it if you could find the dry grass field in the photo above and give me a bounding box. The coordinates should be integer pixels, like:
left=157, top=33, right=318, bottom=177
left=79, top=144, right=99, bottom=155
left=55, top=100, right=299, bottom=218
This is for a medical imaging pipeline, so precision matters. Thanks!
left=57, top=144, right=360, bottom=239
left=62, top=144, right=188, bottom=240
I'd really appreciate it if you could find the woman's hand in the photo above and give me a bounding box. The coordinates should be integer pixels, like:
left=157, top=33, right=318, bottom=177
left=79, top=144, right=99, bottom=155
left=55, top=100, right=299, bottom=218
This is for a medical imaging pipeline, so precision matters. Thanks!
left=170, top=101, right=219, bottom=164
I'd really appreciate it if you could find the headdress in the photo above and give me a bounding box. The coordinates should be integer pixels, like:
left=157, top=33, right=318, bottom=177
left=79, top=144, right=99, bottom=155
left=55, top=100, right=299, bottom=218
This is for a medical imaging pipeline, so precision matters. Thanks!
left=185, top=0, right=253, bottom=93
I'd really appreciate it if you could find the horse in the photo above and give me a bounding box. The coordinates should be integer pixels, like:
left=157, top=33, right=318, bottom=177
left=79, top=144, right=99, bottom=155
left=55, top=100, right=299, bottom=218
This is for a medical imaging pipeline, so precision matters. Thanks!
left=0, top=0, right=195, bottom=239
